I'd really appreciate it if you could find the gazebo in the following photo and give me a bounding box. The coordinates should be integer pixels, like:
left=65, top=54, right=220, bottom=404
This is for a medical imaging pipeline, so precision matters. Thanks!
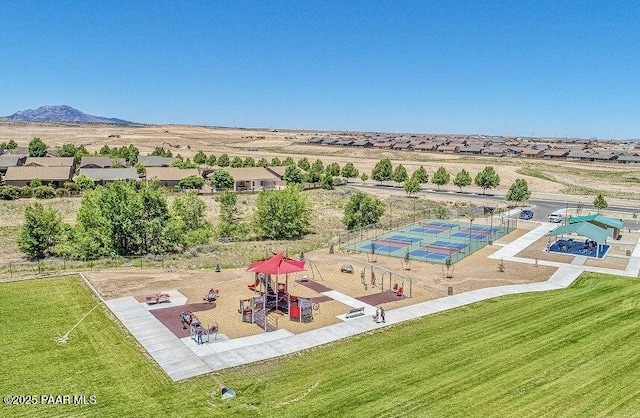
left=568, top=214, right=625, bottom=240
left=548, top=222, right=610, bottom=258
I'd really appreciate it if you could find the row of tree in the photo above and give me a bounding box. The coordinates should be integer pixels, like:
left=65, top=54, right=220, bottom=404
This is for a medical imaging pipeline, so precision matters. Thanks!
left=18, top=182, right=313, bottom=260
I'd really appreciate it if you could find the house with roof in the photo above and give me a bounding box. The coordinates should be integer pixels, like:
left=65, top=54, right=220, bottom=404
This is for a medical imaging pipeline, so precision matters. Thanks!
left=77, top=168, right=139, bottom=185
left=458, top=146, right=484, bottom=155
left=145, top=167, right=201, bottom=188
left=24, top=157, right=75, bottom=167
left=4, top=166, right=73, bottom=188
left=436, top=145, right=459, bottom=153
left=0, top=154, right=27, bottom=175
left=79, top=156, right=127, bottom=169
left=392, top=141, right=413, bottom=151
left=352, top=139, right=374, bottom=148
left=543, top=149, right=570, bottom=159
left=221, top=167, right=282, bottom=192
left=521, top=148, right=545, bottom=158
left=138, top=156, right=176, bottom=167
left=335, top=138, right=355, bottom=146
left=615, top=154, right=640, bottom=164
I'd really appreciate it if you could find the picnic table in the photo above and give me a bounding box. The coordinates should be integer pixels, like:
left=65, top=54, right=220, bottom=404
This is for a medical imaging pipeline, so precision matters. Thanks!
left=146, top=293, right=171, bottom=305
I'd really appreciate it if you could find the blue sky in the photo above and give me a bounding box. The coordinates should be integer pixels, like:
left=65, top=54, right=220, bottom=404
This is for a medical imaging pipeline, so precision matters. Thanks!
left=1, top=1, right=639, bottom=139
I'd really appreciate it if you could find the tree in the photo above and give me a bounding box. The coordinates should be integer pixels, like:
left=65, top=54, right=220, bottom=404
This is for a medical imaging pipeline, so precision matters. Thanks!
left=75, top=174, right=95, bottom=190
left=206, top=154, right=217, bottom=166
left=151, top=147, right=172, bottom=157
left=283, top=156, right=294, bottom=166
left=257, top=157, right=269, bottom=167
left=343, top=193, right=385, bottom=230
left=18, top=202, right=62, bottom=259
left=321, top=173, right=334, bottom=190
left=432, top=166, right=450, bottom=190
left=34, top=186, right=56, bottom=199
left=372, top=158, right=393, bottom=182
left=230, top=156, right=243, bottom=168
left=341, top=162, right=359, bottom=178
left=253, top=185, right=312, bottom=239
left=178, top=175, right=205, bottom=190
left=58, top=143, right=89, bottom=164
left=243, top=156, right=256, bottom=167
left=453, top=169, right=472, bottom=192
left=284, top=165, right=304, bottom=184
left=326, top=162, right=341, bottom=176
left=474, top=166, right=500, bottom=194
left=593, top=194, right=608, bottom=212
left=217, top=153, right=230, bottom=167
left=360, top=173, right=369, bottom=182
left=392, top=164, right=408, bottom=183
left=28, top=137, right=48, bottom=157
left=0, top=139, right=18, bottom=149
left=271, top=157, right=282, bottom=166
left=311, top=159, right=324, bottom=173
left=404, top=176, right=420, bottom=196
left=135, top=162, right=146, bottom=177
left=413, top=166, right=429, bottom=183
left=506, top=178, right=531, bottom=206
left=305, top=168, right=323, bottom=183
left=297, top=157, right=310, bottom=171
left=171, top=191, right=211, bottom=246
left=193, top=151, right=207, bottom=165
left=210, top=169, right=234, bottom=190
left=216, top=191, right=240, bottom=239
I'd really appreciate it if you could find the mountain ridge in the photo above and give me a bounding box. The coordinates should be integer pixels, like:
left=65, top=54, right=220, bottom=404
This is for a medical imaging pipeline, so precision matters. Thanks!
left=6, top=105, right=133, bottom=124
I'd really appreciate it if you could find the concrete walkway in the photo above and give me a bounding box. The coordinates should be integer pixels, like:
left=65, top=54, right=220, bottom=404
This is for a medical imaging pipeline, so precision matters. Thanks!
left=104, top=224, right=640, bottom=381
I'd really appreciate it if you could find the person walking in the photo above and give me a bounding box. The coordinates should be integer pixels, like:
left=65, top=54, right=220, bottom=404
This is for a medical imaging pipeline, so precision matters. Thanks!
left=380, top=306, right=385, bottom=323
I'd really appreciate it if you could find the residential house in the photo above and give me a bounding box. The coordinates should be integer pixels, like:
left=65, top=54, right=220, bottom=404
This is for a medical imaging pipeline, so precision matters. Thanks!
left=521, top=148, right=545, bottom=158
left=543, top=149, right=570, bottom=159
left=458, top=146, right=484, bottom=155
left=4, top=166, right=73, bottom=188
left=436, top=145, right=459, bottom=153
left=78, top=168, right=139, bottom=185
left=616, top=155, right=640, bottom=164
left=24, top=157, right=75, bottom=167
left=482, top=147, right=506, bottom=156
left=335, top=138, right=355, bottom=146
left=138, top=156, right=176, bottom=167
left=392, top=142, right=413, bottom=150
left=145, top=167, right=200, bottom=188
left=222, top=167, right=282, bottom=191
left=79, top=156, right=127, bottom=168
left=0, top=154, right=27, bottom=175
left=352, top=139, right=374, bottom=148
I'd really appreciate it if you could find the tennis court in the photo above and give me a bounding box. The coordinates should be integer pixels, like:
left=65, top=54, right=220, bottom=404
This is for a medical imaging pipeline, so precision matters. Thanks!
left=344, top=217, right=515, bottom=265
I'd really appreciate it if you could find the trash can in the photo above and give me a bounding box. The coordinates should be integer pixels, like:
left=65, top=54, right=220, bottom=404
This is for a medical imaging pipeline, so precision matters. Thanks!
left=447, top=286, right=453, bottom=296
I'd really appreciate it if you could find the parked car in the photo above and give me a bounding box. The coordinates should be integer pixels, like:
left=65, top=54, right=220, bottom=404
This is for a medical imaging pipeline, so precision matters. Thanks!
left=519, top=209, right=534, bottom=220
left=548, top=213, right=563, bottom=223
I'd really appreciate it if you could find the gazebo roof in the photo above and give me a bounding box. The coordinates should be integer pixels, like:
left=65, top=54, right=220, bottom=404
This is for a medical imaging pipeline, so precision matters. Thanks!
left=568, top=214, right=625, bottom=229
left=548, top=222, right=610, bottom=243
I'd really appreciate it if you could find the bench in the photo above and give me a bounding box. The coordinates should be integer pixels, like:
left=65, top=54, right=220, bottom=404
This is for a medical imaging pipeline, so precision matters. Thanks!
left=146, top=293, right=171, bottom=305
left=345, top=306, right=365, bottom=318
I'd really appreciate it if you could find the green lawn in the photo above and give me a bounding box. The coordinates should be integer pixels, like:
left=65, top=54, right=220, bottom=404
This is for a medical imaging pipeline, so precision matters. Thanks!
left=1, top=274, right=640, bottom=417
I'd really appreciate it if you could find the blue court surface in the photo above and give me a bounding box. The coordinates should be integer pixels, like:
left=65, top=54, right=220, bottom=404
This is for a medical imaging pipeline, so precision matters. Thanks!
left=409, top=249, right=450, bottom=260
left=409, top=226, right=443, bottom=235
left=469, top=225, right=500, bottom=232
left=424, top=221, right=458, bottom=228
left=361, top=243, right=403, bottom=253
left=388, top=235, right=422, bottom=244
left=452, top=231, right=491, bottom=240
left=431, top=240, right=468, bottom=250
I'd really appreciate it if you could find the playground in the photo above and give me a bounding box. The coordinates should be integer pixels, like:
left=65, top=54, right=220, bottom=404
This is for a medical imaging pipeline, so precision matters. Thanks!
left=343, top=218, right=514, bottom=264
left=85, top=224, right=558, bottom=340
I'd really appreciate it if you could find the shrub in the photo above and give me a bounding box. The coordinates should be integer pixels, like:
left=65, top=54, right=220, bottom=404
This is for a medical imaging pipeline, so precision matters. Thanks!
left=56, top=188, right=69, bottom=197
left=0, top=186, right=20, bottom=200
left=34, top=186, right=56, bottom=199
left=63, top=181, right=81, bottom=191
left=20, top=186, right=33, bottom=198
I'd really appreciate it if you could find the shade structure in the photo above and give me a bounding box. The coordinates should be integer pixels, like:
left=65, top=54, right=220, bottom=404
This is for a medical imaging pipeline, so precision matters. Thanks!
left=247, top=252, right=306, bottom=275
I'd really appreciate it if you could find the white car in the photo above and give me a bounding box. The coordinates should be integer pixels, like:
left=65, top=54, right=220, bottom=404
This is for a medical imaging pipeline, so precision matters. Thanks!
left=548, top=213, right=563, bottom=223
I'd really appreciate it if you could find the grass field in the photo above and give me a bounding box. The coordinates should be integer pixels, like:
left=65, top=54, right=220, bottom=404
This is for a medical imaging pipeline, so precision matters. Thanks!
left=2, top=274, right=640, bottom=417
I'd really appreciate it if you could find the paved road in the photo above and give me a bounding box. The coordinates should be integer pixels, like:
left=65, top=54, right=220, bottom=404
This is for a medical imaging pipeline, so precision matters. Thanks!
left=348, top=182, right=640, bottom=230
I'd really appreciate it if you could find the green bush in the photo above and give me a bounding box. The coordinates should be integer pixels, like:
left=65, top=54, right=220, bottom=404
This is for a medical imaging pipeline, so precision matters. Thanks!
left=0, top=185, right=20, bottom=200
left=56, top=188, right=69, bottom=197
left=63, top=181, right=81, bottom=191
left=20, top=186, right=33, bottom=198
left=34, top=186, right=56, bottom=199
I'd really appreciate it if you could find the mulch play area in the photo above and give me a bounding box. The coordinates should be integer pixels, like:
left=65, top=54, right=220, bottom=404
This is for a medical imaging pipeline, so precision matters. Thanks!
left=151, top=302, right=217, bottom=338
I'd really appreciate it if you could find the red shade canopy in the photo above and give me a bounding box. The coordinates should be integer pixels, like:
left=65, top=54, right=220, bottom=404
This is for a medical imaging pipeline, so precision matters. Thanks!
left=247, top=252, right=306, bottom=275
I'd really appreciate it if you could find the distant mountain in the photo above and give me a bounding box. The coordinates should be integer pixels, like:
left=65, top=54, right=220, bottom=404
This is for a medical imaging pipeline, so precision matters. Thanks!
left=6, top=105, right=133, bottom=124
